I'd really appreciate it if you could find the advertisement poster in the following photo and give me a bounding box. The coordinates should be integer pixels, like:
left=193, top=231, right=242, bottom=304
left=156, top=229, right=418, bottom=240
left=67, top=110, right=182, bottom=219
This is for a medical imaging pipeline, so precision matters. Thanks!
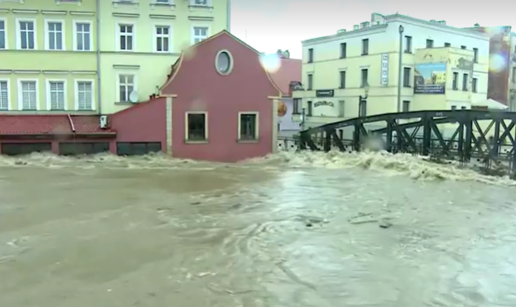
left=277, top=98, right=300, bottom=135
left=413, top=63, right=446, bottom=94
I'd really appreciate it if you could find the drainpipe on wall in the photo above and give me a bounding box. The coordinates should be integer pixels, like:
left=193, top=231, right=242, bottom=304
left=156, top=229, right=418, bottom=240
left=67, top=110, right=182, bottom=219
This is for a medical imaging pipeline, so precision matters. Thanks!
left=95, top=0, right=102, bottom=114
left=226, top=0, right=231, bottom=32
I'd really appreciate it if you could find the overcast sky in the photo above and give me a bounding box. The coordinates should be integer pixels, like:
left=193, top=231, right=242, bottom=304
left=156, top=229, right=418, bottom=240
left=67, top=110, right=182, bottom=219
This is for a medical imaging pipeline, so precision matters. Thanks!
left=230, top=0, right=516, bottom=58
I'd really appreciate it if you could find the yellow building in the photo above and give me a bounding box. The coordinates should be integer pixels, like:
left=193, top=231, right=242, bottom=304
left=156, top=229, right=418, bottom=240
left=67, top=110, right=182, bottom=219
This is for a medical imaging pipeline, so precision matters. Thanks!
left=0, top=0, right=97, bottom=112
left=99, top=0, right=230, bottom=114
left=0, top=0, right=230, bottom=114
left=292, top=13, right=490, bottom=128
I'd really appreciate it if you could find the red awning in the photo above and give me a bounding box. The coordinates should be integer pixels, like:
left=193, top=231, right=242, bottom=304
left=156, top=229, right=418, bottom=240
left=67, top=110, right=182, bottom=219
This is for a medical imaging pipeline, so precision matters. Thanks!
left=0, top=115, right=115, bottom=136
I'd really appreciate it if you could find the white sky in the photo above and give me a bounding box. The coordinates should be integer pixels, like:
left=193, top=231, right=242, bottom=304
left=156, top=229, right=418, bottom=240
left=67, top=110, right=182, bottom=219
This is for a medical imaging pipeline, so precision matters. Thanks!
left=230, top=0, right=516, bottom=58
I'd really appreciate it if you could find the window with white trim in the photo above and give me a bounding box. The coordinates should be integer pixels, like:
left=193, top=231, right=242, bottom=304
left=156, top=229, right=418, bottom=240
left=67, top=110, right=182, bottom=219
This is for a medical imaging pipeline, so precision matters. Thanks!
left=0, top=81, right=8, bottom=110
left=186, top=112, right=207, bottom=141
left=77, top=81, right=93, bottom=110
left=0, top=20, right=5, bottom=49
left=119, top=24, right=134, bottom=51
left=119, top=74, right=135, bottom=102
left=75, top=22, right=91, bottom=51
left=19, top=20, right=35, bottom=50
left=47, top=21, right=63, bottom=50
left=239, top=113, right=258, bottom=141
left=155, top=25, right=170, bottom=52
left=48, top=81, right=65, bottom=110
left=192, top=26, right=208, bottom=44
left=156, top=0, right=171, bottom=3
left=20, top=81, right=37, bottom=110
left=193, top=0, right=208, bottom=4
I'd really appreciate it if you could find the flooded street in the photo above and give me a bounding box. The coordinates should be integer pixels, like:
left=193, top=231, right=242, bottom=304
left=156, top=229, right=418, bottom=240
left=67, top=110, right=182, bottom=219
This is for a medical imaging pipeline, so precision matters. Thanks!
left=1, top=151, right=516, bottom=307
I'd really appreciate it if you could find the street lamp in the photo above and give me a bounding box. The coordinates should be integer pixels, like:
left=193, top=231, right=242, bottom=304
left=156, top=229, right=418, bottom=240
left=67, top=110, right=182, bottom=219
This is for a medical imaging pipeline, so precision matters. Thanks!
left=358, top=82, right=369, bottom=117
left=397, top=25, right=404, bottom=114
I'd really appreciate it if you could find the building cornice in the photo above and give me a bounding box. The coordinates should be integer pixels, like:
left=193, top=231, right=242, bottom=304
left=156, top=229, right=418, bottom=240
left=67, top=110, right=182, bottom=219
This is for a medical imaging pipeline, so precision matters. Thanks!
left=385, top=15, right=490, bottom=40
left=302, top=25, right=387, bottom=46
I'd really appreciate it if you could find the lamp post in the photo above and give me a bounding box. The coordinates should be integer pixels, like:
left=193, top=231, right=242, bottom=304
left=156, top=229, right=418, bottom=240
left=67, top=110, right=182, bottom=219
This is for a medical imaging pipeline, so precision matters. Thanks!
left=397, top=25, right=404, bottom=114
left=358, top=83, right=370, bottom=117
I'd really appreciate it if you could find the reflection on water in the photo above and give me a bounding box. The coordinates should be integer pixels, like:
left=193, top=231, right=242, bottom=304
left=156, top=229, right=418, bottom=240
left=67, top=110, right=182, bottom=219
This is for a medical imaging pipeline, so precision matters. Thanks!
left=0, top=151, right=516, bottom=306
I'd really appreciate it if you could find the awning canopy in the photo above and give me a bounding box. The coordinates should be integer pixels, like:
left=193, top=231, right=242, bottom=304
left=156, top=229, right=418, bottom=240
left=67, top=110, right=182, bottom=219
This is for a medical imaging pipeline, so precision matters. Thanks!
left=471, top=98, right=508, bottom=110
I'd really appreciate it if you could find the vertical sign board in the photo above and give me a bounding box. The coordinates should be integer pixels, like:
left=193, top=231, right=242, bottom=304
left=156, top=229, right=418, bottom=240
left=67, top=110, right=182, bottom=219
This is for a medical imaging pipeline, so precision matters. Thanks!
left=381, top=53, right=389, bottom=86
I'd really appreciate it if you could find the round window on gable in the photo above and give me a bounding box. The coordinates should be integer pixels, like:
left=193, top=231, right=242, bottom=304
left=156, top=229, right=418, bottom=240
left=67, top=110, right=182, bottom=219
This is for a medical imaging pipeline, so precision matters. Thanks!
left=215, top=50, right=233, bottom=75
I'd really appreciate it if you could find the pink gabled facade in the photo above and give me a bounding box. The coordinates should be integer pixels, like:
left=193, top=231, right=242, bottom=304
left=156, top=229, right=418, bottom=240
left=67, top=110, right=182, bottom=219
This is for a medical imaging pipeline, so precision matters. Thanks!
left=161, top=30, right=282, bottom=162
left=110, top=97, right=167, bottom=146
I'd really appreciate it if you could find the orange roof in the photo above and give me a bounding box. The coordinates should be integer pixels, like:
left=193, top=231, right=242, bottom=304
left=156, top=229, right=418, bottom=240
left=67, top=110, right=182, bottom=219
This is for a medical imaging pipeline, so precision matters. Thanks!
left=269, top=58, right=302, bottom=96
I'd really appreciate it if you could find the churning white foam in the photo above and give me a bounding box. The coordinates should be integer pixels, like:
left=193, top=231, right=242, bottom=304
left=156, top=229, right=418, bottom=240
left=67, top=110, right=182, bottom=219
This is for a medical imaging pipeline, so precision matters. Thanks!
left=0, top=150, right=514, bottom=186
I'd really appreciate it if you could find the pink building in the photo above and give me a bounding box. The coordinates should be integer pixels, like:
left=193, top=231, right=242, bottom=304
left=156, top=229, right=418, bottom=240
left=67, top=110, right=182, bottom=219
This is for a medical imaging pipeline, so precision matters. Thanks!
left=160, top=30, right=282, bottom=162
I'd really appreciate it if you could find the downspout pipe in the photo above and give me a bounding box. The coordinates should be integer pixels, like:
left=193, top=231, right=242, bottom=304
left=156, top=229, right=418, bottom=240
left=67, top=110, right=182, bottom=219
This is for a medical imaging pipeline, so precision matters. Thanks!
left=95, top=0, right=102, bottom=114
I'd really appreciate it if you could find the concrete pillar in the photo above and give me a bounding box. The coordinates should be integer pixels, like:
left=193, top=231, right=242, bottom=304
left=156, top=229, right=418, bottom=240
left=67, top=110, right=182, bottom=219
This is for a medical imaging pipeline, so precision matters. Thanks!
left=271, top=98, right=279, bottom=153
left=166, top=97, right=173, bottom=155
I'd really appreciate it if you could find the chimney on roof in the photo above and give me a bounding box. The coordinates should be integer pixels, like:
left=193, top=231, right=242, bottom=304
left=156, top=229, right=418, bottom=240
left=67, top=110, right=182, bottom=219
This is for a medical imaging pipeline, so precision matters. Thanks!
left=276, top=49, right=290, bottom=59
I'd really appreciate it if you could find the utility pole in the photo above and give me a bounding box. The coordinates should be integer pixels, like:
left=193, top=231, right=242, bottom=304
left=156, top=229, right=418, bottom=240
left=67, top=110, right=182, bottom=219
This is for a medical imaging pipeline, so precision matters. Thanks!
left=397, top=25, right=404, bottom=113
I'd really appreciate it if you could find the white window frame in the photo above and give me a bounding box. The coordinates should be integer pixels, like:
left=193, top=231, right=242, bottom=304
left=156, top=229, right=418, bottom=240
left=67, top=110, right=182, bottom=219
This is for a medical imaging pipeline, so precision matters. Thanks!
left=116, top=73, right=137, bottom=102
left=73, top=20, right=92, bottom=51
left=191, top=0, right=209, bottom=5
left=184, top=111, right=208, bottom=142
left=191, top=25, right=210, bottom=45
left=46, top=79, right=67, bottom=110
left=44, top=19, right=65, bottom=51
left=16, top=18, right=37, bottom=50
left=0, top=79, right=10, bottom=111
left=74, top=79, right=95, bottom=111
left=17, top=79, right=39, bottom=111
left=0, top=18, right=7, bottom=50
left=237, top=112, right=259, bottom=141
left=154, top=24, right=172, bottom=53
left=117, top=22, right=136, bottom=52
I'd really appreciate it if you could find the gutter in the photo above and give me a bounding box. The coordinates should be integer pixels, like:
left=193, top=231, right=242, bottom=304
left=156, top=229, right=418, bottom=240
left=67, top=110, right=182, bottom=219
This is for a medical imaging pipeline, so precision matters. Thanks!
left=95, top=0, right=102, bottom=114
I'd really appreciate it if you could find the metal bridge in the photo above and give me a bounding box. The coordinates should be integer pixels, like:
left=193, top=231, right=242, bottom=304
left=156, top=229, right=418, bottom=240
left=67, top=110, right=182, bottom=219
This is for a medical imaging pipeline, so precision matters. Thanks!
left=298, top=109, right=516, bottom=176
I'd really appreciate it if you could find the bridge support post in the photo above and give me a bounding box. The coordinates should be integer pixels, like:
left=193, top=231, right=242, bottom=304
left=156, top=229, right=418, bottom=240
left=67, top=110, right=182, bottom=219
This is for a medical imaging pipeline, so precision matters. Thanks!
left=386, top=119, right=393, bottom=152
left=353, top=122, right=361, bottom=152
left=464, top=116, right=473, bottom=162
left=458, top=122, right=464, bottom=161
left=492, top=119, right=501, bottom=159
left=422, top=114, right=431, bottom=156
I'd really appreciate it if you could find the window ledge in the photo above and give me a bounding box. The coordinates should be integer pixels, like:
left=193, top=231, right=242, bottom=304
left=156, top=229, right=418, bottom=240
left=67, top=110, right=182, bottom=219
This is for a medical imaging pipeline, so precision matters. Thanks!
left=56, top=0, right=82, bottom=5
left=237, top=139, right=259, bottom=143
left=185, top=139, right=208, bottom=144
left=150, top=3, right=175, bottom=9
left=115, top=102, right=134, bottom=105
left=112, top=1, right=139, bottom=7
left=188, top=5, right=213, bottom=11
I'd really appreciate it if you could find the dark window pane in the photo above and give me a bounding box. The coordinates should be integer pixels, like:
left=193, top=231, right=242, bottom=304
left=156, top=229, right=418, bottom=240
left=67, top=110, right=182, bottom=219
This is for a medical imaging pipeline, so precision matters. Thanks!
left=187, top=114, right=206, bottom=140
left=1, top=143, right=52, bottom=156
left=240, top=114, right=257, bottom=140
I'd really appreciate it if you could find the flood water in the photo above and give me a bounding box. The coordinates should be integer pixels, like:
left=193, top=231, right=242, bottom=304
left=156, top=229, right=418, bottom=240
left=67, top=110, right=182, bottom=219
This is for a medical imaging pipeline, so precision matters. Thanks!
left=1, top=151, right=516, bottom=307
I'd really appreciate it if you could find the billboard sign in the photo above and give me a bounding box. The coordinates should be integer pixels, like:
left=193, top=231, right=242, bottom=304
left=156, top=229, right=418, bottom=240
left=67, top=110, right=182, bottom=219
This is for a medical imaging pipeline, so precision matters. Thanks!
left=413, top=63, right=446, bottom=94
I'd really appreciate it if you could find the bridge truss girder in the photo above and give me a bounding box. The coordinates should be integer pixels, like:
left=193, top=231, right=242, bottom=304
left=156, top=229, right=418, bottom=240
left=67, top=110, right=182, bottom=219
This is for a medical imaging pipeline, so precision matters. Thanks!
left=299, top=110, right=516, bottom=174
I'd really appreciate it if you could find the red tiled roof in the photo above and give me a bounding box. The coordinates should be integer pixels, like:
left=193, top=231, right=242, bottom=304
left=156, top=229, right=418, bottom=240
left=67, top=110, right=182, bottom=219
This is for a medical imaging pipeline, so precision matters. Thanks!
left=269, top=58, right=302, bottom=96
left=69, top=115, right=113, bottom=134
left=0, top=114, right=114, bottom=135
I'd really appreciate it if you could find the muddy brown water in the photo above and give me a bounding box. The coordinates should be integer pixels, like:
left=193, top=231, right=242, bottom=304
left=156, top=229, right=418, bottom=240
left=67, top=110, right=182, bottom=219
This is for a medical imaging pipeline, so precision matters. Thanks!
left=0, top=152, right=515, bottom=307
